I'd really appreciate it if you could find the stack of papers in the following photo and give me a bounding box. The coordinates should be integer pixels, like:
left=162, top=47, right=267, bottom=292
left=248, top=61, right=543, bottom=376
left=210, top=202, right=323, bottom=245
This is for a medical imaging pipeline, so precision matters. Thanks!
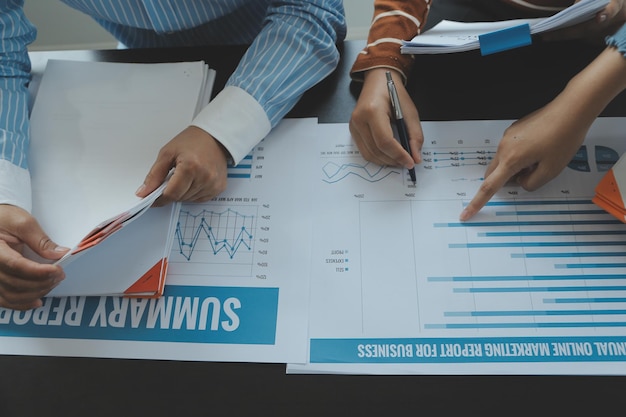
left=28, top=59, right=215, bottom=297
left=401, top=0, right=609, bottom=54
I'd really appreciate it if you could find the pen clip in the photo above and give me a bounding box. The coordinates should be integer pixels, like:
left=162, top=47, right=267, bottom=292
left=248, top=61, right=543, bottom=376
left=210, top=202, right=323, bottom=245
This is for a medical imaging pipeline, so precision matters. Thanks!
left=386, top=71, right=403, bottom=120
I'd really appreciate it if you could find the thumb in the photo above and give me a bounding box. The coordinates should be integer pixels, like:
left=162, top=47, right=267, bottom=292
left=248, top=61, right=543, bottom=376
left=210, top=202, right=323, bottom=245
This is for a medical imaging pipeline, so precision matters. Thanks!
left=136, top=158, right=173, bottom=198
left=0, top=205, right=69, bottom=261
left=20, top=219, right=69, bottom=261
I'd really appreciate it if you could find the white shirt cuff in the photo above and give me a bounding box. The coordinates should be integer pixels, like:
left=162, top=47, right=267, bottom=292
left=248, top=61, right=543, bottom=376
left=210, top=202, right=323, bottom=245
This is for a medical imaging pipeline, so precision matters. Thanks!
left=0, top=159, right=31, bottom=213
left=191, top=86, right=271, bottom=165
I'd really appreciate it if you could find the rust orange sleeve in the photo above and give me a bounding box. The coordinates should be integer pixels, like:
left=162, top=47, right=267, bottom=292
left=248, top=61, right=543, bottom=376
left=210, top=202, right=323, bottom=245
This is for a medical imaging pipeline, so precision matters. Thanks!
left=350, top=0, right=431, bottom=83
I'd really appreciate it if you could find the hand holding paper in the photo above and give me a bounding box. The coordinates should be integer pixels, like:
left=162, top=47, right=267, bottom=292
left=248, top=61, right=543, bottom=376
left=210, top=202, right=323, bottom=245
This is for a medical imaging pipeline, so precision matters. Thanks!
left=136, top=126, right=230, bottom=206
left=0, top=205, right=67, bottom=310
left=541, top=0, right=625, bottom=41
left=24, top=59, right=215, bottom=300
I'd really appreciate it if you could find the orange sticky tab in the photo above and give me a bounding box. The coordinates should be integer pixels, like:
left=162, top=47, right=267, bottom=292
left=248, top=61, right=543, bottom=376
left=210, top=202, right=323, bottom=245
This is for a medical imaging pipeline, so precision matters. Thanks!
left=124, top=258, right=167, bottom=298
left=72, top=223, right=124, bottom=254
left=594, top=169, right=624, bottom=208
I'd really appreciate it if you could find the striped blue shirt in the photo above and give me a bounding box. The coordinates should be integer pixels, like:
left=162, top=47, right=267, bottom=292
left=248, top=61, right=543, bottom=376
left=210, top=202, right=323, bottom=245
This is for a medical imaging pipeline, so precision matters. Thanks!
left=0, top=0, right=346, bottom=212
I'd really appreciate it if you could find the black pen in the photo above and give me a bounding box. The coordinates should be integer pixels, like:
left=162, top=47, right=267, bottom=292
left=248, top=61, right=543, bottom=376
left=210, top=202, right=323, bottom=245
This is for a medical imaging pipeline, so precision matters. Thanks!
left=386, top=71, right=416, bottom=184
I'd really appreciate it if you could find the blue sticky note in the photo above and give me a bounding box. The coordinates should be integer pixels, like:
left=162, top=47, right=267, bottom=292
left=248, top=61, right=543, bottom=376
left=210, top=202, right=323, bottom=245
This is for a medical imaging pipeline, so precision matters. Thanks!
left=479, top=23, right=532, bottom=56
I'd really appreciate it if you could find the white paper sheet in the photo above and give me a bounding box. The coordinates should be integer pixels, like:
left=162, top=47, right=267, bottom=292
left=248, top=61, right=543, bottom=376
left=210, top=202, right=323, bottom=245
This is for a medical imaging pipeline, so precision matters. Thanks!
left=29, top=60, right=211, bottom=249
left=0, top=118, right=317, bottom=364
left=288, top=119, right=626, bottom=375
left=27, top=59, right=213, bottom=297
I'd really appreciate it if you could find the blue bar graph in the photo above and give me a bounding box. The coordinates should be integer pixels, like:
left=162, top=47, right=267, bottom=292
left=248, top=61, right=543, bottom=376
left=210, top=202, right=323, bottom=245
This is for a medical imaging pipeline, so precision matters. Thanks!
left=426, top=199, right=626, bottom=330
left=227, top=154, right=253, bottom=179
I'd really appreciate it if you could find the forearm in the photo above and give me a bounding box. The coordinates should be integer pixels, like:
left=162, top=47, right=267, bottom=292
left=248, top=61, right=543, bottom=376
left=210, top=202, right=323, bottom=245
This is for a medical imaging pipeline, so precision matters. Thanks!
left=226, top=0, right=346, bottom=127
left=0, top=0, right=34, bottom=168
left=350, top=0, right=430, bottom=82
left=197, top=0, right=345, bottom=164
left=557, top=30, right=626, bottom=126
left=0, top=0, right=36, bottom=211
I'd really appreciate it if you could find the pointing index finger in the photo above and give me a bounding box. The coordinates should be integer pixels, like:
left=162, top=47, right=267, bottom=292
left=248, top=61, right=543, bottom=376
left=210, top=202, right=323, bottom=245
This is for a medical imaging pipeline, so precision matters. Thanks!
left=459, top=163, right=515, bottom=221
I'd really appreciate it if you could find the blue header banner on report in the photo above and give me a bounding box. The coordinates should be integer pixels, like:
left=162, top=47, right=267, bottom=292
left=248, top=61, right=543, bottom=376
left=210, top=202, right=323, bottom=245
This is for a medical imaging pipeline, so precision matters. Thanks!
left=0, top=285, right=279, bottom=345
left=310, top=336, right=626, bottom=363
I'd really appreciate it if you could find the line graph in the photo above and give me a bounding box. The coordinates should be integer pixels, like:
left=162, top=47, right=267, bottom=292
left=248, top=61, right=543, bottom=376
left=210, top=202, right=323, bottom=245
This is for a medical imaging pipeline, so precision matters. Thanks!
left=321, top=161, right=400, bottom=183
left=318, top=140, right=404, bottom=184
left=175, top=207, right=255, bottom=260
left=169, top=205, right=258, bottom=277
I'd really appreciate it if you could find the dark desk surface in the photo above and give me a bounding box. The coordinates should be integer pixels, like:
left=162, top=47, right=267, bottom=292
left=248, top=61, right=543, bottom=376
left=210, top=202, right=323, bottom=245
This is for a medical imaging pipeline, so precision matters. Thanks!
left=3, top=40, right=626, bottom=417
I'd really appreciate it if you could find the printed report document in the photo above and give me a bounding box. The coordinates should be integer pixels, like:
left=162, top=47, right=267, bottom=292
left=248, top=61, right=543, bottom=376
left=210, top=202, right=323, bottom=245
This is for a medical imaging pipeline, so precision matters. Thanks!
left=287, top=119, right=626, bottom=375
left=28, top=59, right=215, bottom=297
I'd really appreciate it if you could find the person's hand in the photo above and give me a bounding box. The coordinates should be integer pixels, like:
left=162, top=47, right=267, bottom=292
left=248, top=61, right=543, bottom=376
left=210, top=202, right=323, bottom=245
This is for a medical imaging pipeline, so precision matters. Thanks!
left=459, top=99, right=591, bottom=221
left=349, top=68, right=423, bottom=168
left=136, top=126, right=230, bottom=205
left=541, top=0, right=626, bottom=43
left=0, top=205, right=68, bottom=310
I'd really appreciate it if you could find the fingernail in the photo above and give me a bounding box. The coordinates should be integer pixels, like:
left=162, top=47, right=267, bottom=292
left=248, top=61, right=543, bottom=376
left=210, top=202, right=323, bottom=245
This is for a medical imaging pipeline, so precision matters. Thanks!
left=54, top=245, right=70, bottom=252
left=135, top=183, right=146, bottom=195
left=599, top=14, right=607, bottom=23
left=459, top=208, right=469, bottom=221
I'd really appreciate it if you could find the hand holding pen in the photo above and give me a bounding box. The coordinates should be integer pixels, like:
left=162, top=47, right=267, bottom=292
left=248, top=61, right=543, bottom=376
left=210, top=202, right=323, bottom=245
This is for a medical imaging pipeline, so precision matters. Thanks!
left=349, top=68, right=423, bottom=172
left=386, top=71, right=417, bottom=184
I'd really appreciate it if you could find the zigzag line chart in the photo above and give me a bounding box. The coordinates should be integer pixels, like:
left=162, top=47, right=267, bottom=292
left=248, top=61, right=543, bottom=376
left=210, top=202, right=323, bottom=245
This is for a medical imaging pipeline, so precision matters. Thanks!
left=170, top=205, right=258, bottom=276
left=321, top=161, right=401, bottom=183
